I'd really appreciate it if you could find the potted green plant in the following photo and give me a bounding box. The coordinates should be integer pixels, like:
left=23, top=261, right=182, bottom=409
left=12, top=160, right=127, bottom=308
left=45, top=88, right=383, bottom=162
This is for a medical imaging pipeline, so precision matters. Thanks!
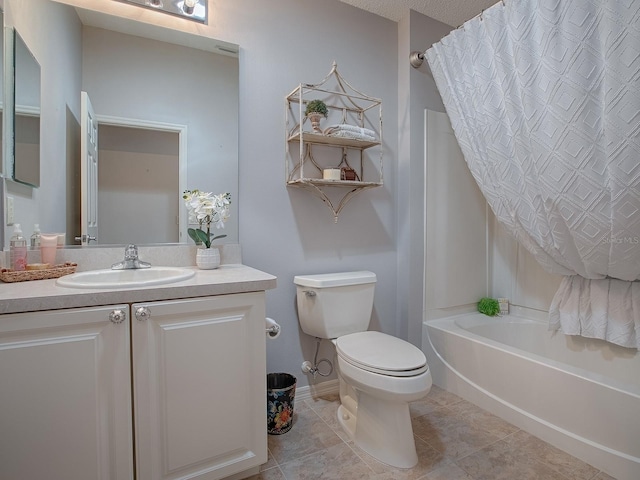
left=305, top=99, right=328, bottom=133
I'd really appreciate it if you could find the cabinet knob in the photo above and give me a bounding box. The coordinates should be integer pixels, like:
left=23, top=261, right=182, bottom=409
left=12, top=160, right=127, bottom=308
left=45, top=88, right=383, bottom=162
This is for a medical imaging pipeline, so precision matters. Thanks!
left=109, top=309, right=126, bottom=324
left=135, top=306, right=151, bottom=321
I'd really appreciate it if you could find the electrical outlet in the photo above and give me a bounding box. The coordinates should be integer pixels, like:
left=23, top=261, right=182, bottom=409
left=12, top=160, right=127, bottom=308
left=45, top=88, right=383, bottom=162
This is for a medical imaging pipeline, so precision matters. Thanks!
left=6, top=196, right=14, bottom=225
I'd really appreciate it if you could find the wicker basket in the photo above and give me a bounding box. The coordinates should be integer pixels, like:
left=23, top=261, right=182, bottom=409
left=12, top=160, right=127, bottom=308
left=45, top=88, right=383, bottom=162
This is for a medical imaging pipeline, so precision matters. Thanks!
left=0, top=263, right=78, bottom=283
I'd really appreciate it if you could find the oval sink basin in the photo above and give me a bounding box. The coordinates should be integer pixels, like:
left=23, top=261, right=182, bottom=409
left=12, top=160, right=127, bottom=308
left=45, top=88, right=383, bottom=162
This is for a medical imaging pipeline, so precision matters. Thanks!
left=56, top=267, right=195, bottom=289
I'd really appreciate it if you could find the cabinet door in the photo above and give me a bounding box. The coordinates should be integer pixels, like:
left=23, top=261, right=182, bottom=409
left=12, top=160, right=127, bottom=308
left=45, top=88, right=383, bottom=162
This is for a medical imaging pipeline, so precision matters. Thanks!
left=132, top=292, right=267, bottom=480
left=0, top=305, right=133, bottom=480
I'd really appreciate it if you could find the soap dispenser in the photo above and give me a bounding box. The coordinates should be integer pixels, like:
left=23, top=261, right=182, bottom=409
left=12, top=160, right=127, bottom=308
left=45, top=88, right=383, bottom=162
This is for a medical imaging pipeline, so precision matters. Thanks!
left=30, top=224, right=42, bottom=247
left=10, top=224, right=28, bottom=271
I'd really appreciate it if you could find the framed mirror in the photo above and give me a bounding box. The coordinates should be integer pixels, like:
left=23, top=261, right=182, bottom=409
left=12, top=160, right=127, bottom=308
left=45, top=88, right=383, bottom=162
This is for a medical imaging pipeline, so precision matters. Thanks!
left=2, top=0, right=239, bottom=249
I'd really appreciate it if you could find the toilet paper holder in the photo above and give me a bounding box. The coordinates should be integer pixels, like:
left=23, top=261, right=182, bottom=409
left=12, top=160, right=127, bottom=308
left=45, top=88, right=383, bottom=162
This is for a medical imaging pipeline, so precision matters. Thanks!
left=265, top=317, right=281, bottom=338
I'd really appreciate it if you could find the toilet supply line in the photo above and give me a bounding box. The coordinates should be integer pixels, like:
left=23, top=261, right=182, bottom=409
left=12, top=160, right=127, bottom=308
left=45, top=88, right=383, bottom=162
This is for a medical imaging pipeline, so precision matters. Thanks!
left=301, top=337, right=333, bottom=378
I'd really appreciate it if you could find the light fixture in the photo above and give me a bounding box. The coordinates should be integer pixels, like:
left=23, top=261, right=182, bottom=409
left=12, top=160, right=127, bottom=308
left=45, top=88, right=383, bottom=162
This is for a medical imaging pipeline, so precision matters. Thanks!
left=183, top=0, right=197, bottom=15
left=115, top=0, right=207, bottom=23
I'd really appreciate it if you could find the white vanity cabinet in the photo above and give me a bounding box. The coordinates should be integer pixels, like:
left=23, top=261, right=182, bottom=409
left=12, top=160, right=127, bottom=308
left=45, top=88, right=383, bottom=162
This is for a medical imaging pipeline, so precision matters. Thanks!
left=0, top=304, right=134, bottom=480
left=0, top=290, right=268, bottom=480
left=132, top=292, right=267, bottom=480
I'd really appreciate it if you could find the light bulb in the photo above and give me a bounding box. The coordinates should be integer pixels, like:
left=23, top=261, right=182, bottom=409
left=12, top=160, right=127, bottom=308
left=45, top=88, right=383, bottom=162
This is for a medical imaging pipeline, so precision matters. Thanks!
left=183, top=0, right=197, bottom=14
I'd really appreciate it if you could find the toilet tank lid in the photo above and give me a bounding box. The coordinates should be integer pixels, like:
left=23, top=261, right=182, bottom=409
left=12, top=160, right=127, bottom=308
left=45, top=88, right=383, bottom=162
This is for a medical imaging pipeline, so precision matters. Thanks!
left=294, top=271, right=376, bottom=288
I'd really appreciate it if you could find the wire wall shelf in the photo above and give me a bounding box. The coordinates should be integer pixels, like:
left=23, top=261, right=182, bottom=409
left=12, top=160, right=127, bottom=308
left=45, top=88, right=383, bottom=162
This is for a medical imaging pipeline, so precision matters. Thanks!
left=285, top=62, right=383, bottom=222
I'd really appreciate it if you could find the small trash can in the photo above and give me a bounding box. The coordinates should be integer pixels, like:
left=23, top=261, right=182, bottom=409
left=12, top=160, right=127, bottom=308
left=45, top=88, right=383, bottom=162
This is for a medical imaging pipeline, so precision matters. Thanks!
left=267, top=373, right=296, bottom=435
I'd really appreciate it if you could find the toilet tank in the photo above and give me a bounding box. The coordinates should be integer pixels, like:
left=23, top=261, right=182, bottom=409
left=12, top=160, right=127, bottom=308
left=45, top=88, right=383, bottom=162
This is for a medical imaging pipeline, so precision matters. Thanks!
left=294, top=271, right=376, bottom=339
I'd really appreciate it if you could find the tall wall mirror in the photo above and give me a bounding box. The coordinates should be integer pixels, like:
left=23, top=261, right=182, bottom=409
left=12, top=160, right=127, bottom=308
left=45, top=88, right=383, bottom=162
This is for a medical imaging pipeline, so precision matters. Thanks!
left=3, top=0, right=239, bottom=249
left=13, top=31, right=41, bottom=187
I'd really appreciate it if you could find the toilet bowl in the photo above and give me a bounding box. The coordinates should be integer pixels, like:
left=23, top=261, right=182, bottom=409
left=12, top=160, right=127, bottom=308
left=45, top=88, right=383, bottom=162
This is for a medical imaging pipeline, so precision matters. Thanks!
left=334, top=331, right=432, bottom=468
left=294, top=272, right=432, bottom=468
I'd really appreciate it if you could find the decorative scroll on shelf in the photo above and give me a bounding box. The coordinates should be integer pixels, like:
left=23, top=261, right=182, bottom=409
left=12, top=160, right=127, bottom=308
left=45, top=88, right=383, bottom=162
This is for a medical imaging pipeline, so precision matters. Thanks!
left=285, top=62, right=383, bottom=222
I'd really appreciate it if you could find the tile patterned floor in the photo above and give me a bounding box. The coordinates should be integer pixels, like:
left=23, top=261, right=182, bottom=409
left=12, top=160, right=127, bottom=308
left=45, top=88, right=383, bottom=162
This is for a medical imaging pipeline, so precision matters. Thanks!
left=247, top=386, right=616, bottom=480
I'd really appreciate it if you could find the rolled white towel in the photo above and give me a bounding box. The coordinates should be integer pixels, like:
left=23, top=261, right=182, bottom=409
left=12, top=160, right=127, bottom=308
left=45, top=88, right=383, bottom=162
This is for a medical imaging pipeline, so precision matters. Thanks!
left=324, top=124, right=376, bottom=139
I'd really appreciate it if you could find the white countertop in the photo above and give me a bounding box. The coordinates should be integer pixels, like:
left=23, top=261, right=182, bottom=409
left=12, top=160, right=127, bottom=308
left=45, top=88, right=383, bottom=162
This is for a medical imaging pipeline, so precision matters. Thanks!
left=0, top=264, right=277, bottom=314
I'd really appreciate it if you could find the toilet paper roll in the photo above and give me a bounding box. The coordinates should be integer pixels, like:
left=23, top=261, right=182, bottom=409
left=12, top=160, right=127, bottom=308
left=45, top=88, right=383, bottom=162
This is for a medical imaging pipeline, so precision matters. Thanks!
left=323, top=169, right=341, bottom=180
left=265, top=317, right=281, bottom=339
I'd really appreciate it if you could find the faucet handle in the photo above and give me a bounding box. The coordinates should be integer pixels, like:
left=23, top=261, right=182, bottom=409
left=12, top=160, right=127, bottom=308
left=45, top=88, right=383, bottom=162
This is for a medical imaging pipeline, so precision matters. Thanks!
left=125, top=244, right=139, bottom=260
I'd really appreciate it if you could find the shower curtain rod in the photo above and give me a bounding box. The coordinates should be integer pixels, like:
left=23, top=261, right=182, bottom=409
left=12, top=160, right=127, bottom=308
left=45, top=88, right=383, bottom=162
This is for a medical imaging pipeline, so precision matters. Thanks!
left=409, top=0, right=506, bottom=68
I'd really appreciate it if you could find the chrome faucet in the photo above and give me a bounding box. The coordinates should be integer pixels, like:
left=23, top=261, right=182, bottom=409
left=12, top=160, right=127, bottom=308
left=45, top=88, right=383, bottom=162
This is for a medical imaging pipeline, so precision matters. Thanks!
left=111, top=244, right=151, bottom=270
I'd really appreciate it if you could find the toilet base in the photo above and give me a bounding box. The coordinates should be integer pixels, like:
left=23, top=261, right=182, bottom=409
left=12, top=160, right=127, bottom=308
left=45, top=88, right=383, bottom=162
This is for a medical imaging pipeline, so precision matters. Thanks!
left=337, top=394, right=419, bottom=469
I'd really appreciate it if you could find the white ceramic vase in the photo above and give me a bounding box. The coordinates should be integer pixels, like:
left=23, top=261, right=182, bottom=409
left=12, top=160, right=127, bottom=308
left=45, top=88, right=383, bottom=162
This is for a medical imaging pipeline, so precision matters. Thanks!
left=196, top=247, right=220, bottom=270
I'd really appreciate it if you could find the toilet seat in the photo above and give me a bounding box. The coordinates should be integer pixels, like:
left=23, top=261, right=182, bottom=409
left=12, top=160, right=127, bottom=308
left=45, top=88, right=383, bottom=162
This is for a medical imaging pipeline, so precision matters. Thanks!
left=336, top=331, right=428, bottom=377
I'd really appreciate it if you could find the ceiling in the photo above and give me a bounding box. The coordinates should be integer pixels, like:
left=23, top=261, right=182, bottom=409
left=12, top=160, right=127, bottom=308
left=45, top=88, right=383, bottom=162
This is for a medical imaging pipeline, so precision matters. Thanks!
left=338, top=0, right=498, bottom=27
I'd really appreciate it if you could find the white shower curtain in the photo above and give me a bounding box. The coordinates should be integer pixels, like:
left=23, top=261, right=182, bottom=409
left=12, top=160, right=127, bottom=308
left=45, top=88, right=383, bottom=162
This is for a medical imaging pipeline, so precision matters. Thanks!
left=426, top=0, right=640, bottom=348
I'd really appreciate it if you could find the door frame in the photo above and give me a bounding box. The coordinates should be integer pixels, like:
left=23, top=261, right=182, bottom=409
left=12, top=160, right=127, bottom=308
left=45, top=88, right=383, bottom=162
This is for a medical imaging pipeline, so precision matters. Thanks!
left=95, top=115, right=188, bottom=243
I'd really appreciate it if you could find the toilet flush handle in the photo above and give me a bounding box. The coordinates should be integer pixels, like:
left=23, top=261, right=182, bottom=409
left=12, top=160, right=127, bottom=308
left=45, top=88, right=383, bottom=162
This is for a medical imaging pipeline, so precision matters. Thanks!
left=303, top=290, right=316, bottom=297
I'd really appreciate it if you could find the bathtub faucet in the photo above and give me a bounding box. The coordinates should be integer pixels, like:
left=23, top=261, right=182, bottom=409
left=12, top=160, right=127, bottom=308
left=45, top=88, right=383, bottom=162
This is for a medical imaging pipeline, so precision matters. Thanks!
left=112, top=244, right=151, bottom=269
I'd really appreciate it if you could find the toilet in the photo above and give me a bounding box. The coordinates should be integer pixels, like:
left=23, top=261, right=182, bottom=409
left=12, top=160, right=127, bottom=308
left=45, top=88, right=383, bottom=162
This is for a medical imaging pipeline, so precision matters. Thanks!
left=294, top=271, right=431, bottom=469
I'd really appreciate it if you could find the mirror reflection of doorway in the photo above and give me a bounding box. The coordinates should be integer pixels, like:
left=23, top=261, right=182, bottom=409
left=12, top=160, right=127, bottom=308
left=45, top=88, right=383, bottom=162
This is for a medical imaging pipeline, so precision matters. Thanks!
left=97, top=124, right=180, bottom=245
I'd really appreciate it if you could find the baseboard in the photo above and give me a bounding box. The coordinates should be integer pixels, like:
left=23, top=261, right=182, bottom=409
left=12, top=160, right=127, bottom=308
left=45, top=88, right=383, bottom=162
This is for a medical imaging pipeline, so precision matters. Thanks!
left=295, top=379, right=339, bottom=402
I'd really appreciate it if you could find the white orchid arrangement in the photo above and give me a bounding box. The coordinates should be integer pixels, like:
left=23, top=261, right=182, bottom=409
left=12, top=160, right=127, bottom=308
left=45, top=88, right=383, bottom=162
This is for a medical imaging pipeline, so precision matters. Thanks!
left=183, top=190, right=231, bottom=248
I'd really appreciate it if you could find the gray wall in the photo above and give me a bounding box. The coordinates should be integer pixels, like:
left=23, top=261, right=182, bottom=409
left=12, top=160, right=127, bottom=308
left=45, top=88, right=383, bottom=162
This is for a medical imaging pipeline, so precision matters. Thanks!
left=229, top=0, right=401, bottom=386
left=6, top=0, right=459, bottom=389
left=221, top=2, right=456, bottom=387
left=397, top=11, right=454, bottom=346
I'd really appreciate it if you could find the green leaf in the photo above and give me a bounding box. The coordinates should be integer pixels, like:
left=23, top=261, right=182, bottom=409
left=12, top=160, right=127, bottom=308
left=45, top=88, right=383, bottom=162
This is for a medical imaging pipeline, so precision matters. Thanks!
left=195, top=229, right=211, bottom=248
left=188, top=228, right=212, bottom=248
left=187, top=228, right=200, bottom=244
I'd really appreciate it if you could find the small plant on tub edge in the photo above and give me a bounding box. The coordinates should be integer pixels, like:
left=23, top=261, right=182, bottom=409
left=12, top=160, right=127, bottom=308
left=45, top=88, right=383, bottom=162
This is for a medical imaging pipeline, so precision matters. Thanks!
left=477, top=297, right=500, bottom=317
left=183, top=190, right=231, bottom=248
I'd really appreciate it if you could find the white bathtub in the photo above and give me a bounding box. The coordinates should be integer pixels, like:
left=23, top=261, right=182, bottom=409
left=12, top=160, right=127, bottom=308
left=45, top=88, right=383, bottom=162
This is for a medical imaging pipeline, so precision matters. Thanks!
left=423, top=312, right=640, bottom=480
